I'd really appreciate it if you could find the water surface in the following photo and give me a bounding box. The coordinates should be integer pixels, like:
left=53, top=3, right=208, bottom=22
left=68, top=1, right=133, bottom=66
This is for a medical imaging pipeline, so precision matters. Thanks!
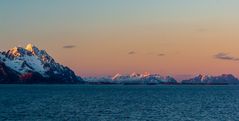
left=0, top=85, right=239, bottom=121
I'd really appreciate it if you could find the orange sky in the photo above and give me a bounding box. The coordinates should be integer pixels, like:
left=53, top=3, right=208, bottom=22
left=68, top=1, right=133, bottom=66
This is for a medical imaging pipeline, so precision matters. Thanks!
left=1, top=0, right=239, bottom=79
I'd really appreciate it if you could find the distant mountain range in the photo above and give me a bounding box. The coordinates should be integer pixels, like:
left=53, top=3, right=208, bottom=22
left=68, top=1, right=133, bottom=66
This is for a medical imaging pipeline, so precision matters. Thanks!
left=84, top=72, right=177, bottom=85
left=0, top=44, right=84, bottom=84
left=181, top=74, right=239, bottom=85
left=1, top=44, right=239, bottom=85
left=84, top=73, right=239, bottom=85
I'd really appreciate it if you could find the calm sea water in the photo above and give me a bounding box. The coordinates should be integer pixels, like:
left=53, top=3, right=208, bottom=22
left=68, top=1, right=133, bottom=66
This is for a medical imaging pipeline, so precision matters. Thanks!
left=0, top=85, right=239, bottom=121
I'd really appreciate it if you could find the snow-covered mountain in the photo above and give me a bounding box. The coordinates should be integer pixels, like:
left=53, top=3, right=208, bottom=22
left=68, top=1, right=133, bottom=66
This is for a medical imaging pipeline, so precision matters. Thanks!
left=0, top=44, right=83, bottom=84
left=84, top=73, right=239, bottom=85
left=84, top=72, right=177, bottom=84
left=181, top=74, right=239, bottom=84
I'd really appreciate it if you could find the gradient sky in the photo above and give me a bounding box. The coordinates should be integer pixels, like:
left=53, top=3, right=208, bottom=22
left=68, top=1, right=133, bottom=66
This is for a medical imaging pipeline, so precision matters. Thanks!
left=1, top=0, right=239, bottom=79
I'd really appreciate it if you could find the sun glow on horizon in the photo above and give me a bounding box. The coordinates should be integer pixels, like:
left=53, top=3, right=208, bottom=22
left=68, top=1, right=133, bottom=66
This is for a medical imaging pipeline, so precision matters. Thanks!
left=1, top=0, right=239, bottom=79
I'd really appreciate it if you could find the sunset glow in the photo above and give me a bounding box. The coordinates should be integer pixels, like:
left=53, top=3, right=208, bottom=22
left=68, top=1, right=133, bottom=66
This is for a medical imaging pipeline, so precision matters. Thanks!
left=1, top=0, right=239, bottom=80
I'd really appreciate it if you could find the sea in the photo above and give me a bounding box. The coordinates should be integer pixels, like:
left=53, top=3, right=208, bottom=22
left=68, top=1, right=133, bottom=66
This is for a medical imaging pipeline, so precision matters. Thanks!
left=0, top=85, right=239, bottom=121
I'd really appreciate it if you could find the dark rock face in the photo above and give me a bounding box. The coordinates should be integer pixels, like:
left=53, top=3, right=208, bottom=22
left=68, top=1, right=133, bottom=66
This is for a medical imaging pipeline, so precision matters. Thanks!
left=0, top=62, right=20, bottom=84
left=163, top=76, right=178, bottom=84
left=0, top=44, right=84, bottom=84
left=46, top=66, right=83, bottom=84
left=181, top=74, right=203, bottom=84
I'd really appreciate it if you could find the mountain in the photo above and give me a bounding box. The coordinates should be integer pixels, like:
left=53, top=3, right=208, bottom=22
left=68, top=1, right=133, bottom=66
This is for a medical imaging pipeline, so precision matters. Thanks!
left=181, top=74, right=239, bottom=84
left=84, top=72, right=178, bottom=85
left=112, top=72, right=177, bottom=84
left=83, top=76, right=114, bottom=84
left=0, top=44, right=84, bottom=84
left=84, top=73, right=239, bottom=85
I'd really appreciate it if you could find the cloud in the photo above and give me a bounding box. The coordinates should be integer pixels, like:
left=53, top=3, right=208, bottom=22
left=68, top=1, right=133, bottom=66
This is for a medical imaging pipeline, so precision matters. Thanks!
left=214, top=53, right=239, bottom=61
left=63, top=45, right=76, bottom=49
left=128, top=51, right=136, bottom=55
left=157, top=53, right=165, bottom=56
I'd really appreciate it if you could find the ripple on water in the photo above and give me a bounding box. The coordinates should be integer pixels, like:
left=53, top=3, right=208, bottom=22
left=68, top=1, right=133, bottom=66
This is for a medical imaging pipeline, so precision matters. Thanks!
left=0, top=85, right=239, bottom=121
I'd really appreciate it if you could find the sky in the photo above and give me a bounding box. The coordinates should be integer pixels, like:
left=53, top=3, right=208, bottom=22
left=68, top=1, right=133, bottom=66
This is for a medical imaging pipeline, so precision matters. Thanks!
left=1, top=0, right=239, bottom=80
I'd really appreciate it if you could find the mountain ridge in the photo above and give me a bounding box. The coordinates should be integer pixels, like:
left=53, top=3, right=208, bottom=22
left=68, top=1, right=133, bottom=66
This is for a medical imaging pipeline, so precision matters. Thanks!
left=84, top=72, right=177, bottom=85
left=0, top=44, right=83, bottom=84
left=84, top=73, right=239, bottom=85
left=181, top=74, right=239, bottom=84
left=1, top=44, right=239, bottom=85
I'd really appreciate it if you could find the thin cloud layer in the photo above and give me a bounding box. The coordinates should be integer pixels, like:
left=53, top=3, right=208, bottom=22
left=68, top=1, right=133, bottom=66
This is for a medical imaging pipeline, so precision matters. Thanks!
left=63, top=45, right=76, bottom=49
left=214, top=53, right=239, bottom=61
left=128, top=51, right=136, bottom=55
left=157, top=53, right=165, bottom=56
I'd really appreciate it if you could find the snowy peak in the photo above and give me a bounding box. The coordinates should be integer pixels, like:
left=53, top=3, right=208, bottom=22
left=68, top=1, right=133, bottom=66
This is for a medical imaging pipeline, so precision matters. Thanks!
left=25, top=43, right=35, bottom=51
left=142, top=72, right=151, bottom=77
left=112, top=73, right=122, bottom=80
left=112, top=72, right=160, bottom=80
left=84, top=72, right=177, bottom=84
left=6, top=44, right=43, bottom=59
left=0, top=44, right=83, bottom=84
left=110, top=72, right=177, bottom=84
left=25, top=43, right=40, bottom=55
left=8, top=44, right=54, bottom=63
left=181, top=74, right=239, bottom=84
left=84, top=73, right=239, bottom=85
left=6, top=44, right=51, bottom=59
left=7, top=47, right=30, bottom=57
left=130, top=72, right=141, bottom=78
